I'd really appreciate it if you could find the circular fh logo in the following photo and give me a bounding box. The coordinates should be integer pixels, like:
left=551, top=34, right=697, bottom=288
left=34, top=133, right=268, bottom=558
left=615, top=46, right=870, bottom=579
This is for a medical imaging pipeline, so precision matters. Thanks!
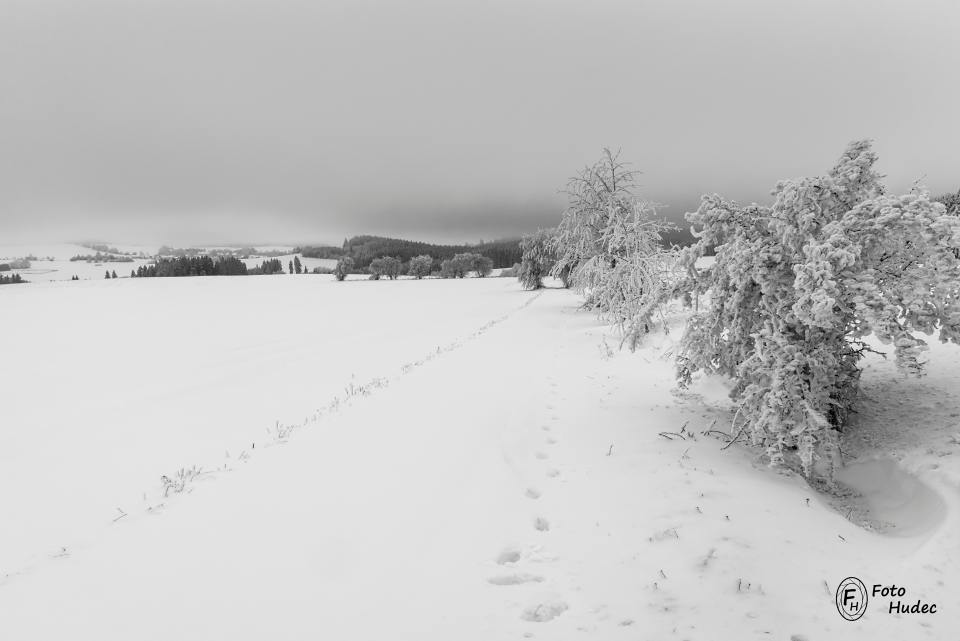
left=836, top=577, right=869, bottom=621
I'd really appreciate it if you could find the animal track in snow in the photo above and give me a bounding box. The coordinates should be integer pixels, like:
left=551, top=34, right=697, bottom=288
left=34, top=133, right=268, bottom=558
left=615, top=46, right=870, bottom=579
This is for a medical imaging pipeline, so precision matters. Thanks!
left=521, top=601, right=569, bottom=622
left=487, top=573, right=544, bottom=586
left=546, top=437, right=557, bottom=445
left=535, top=451, right=549, bottom=460
left=546, top=468, right=560, bottom=478
left=541, top=425, right=551, bottom=432
left=525, top=488, right=542, bottom=500
left=534, top=517, right=550, bottom=531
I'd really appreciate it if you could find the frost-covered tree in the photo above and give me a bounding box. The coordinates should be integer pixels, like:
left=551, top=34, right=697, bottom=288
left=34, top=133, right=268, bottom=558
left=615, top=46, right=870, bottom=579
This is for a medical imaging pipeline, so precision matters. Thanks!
left=440, top=253, right=483, bottom=278
left=333, top=256, right=354, bottom=281
left=470, top=253, right=494, bottom=277
left=518, top=229, right=555, bottom=290
left=369, top=256, right=402, bottom=280
left=407, top=255, right=433, bottom=279
left=677, top=140, right=960, bottom=477
left=294, top=256, right=303, bottom=274
left=550, top=149, right=678, bottom=348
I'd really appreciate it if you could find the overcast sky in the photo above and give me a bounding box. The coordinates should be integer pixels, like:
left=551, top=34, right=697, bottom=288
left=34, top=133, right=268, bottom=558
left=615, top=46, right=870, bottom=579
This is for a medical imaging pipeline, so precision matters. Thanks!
left=2, top=0, right=958, bottom=245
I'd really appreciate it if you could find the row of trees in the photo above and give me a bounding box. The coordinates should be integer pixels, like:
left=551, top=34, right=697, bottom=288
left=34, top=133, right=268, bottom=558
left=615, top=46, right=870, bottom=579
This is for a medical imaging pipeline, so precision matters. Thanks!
left=0, top=273, right=25, bottom=285
left=133, top=256, right=249, bottom=277
left=299, top=236, right=521, bottom=269
left=72, top=252, right=134, bottom=263
left=439, top=253, right=493, bottom=278
left=368, top=256, right=403, bottom=280
left=525, top=144, right=960, bottom=479
left=330, top=252, right=495, bottom=281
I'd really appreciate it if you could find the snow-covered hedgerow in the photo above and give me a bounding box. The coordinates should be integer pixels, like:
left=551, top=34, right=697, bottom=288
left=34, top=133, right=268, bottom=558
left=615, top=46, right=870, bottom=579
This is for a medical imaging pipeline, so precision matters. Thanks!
left=550, top=149, right=679, bottom=348
left=677, top=140, right=960, bottom=477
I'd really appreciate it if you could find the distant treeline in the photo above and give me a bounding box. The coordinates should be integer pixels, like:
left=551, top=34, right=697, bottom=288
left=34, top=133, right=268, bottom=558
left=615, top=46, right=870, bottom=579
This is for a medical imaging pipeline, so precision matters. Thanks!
left=297, top=236, right=523, bottom=269
left=80, top=243, right=146, bottom=256
left=0, top=273, right=26, bottom=285
left=158, top=246, right=291, bottom=258
left=132, top=256, right=295, bottom=277
left=71, top=252, right=135, bottom=263
left=0, top=258, right=33, bottom=269
left=133, top=256, right=249, bottom=277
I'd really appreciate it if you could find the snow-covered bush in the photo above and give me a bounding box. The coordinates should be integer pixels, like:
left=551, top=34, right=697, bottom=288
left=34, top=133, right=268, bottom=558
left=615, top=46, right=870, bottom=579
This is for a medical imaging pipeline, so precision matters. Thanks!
left=518, top=229, right=555, bottom=290
left=368, top=256, right=402, bottom=280
left=407, top=255, right=433, bottom=279
left=333, top=256, right=354, bottom=281
left=677, top=140, right=960, bottom=477
left=550, top=149, right=678, bottom=348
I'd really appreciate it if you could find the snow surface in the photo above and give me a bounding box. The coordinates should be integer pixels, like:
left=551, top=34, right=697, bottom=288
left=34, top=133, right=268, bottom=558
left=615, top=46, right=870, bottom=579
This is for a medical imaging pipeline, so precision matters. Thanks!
left=1, top=274, right=958, bottom=639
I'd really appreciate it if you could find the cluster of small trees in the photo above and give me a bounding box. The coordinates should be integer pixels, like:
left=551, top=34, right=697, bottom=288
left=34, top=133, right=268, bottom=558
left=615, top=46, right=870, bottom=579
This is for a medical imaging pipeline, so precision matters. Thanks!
left=134, top=256, right=249, bottom=277
left=6, top=258, right=32, bottom=269
left=301, top=236, right=521, bottom=270
left=0, top=273, right=25, bottom=285
left=71, top=252, right=134, bottom=263
left=328, top=252, right=494, bottom=281
left=407, top=255, right=433, bottom=279
left=439, top=253, right=493, bottom=278
left=368, top=256, right=403, bottom=280
left=104, top=270, right=118, bottom=279
left=249, top=258, right=284, bottom=275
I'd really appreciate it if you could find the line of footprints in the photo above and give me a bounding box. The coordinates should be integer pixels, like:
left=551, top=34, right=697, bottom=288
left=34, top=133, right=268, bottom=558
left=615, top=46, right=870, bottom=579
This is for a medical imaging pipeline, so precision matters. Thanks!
left=488, top=374, right=568, bottom=625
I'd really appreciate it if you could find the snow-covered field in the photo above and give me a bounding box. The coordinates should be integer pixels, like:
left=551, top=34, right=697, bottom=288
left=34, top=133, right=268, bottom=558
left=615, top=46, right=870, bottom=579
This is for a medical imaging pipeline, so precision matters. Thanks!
left=1, top=274, right=957, bottom=639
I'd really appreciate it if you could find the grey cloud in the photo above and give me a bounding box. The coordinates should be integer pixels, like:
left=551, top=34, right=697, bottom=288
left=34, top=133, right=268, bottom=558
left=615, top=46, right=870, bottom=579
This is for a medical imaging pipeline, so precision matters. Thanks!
left=2, top=0, right=958, bottom=244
